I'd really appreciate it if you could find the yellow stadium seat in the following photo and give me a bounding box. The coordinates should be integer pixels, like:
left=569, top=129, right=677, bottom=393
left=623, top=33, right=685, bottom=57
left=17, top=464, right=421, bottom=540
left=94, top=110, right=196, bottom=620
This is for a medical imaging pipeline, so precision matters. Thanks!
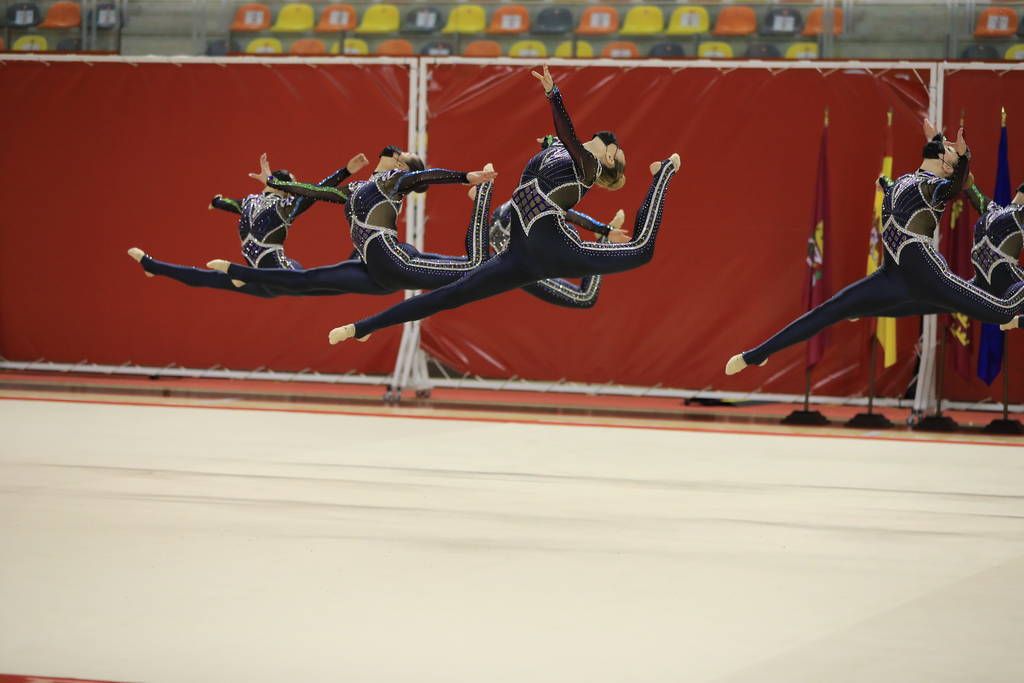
left=356, top=4, right=399, bottom=34
left=1005, top=44, right=1024, bottom=60
left=443, top=4, right=486, bottom=34
left=620, top=6, right=664, bottom=36
left=666, top=6, right=709, bottom=36
left=509, top=40, right=547, bottom=58
left=13, top=35, right=48, bottom=52
left=330, top=38, right=369, bottom=55
left=785, top=42, right=818, bottom=59
left=246, top=37, right=283, bottom=54
left=555, top=40, right=594, bottom=58
left=272, top=3, right=314, bottom=32
left=697, top=41, right=733, bottom=58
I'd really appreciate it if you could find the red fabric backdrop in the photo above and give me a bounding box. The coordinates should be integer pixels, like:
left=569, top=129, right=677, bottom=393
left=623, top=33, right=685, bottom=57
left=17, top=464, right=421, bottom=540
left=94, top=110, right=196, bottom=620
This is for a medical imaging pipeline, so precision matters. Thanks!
left=0, top=61, right=411, bottom=374
left=939, top=69, right=1024, bottom=404
left=419, top=64, right=934, bottom=398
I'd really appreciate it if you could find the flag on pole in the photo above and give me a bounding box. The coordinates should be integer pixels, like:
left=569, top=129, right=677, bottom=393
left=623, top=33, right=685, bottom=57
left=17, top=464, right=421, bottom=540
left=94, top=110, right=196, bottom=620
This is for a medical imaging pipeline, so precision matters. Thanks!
left=804, top=109, right=831, bottom=369
left=978, top=109, right=1011, bottom=385
left=867, top=109, right=898, bottom=367
left=945, top=194, right=973, bottom=377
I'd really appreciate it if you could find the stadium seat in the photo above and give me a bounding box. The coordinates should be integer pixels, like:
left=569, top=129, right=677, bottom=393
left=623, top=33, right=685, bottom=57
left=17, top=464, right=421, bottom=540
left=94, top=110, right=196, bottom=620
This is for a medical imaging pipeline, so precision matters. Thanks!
left=376, top=38, right=413, bottom=55
left=206, top=39, right=229, bottom=56
left=405, top=7, right=442, bottom=33
left=331, top=38, right=368, bottom=54
left=666, top=6, right=709, bottom=36
left=39, top=1, right=81, bottom=29
left=231, top=3, right=271, bottom=32
left=56, top=36, right=80, bottom=51
left=246, top=37, right=283, bottom=53
left=745, top=43, right=781, bottom=58
left=577, top=6, right=619, bottom=35
left=554, top=39, right=594, bottom=58
left=443, top=5, right=485, bottom=34
left=761, top=8, right=803, bottom=36
left=802, top=7, right=842, bottom=36
left=1005, top=44, right=1024, bottom=60
left=697, top=41, right=733, bottom=58
left=290, top=37, right=327, bottom=54
left=356, top=4, right=399, bottom=34
left=7, top=3, right=41, bottom=28
left=509, top=39, right=547, bottom=58
left=602, top=41, right=639, bottom=58
left=533, top=7, right=573, bottom=35
left=93, top=2, right=119, bottom=29
left=620, top=6, right=664, bottom=36
left=713, top=6, right=756, bottom=36
left=272, top=3, right=314, bottom=32
left=961, top=43, right=999, bottom=60
left=13, top=34, right=47, bottom=51
left=488, top=5, right=529, bottom=35
left=463, top=39, right=501, bottom=57
left=975, top=8, right=1017, bottom=38
left=649, top=41, right=686, bottom=58
left=785, top=41, right=818, bottom=59
left=421, top=40, right=453, bottom=55
left=316, top=4, right=356, bottom=32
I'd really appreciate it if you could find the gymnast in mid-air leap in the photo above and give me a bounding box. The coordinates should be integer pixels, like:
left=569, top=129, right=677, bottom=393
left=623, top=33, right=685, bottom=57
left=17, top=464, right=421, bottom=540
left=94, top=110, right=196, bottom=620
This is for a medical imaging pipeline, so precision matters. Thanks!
left=726, top=120, right=1024, bottom=376
left=327, top=65, right=679, bottom=344
left=126, top=151, right=370, bottom=297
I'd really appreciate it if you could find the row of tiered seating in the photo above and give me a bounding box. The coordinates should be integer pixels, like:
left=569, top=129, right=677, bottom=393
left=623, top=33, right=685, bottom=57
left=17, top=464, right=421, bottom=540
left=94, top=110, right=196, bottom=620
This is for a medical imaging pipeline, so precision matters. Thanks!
left=227, top=3, right=841, bottom=39
left=233, top=35, right=821, bottom=58
left=4, top=1, right=120, bottom=52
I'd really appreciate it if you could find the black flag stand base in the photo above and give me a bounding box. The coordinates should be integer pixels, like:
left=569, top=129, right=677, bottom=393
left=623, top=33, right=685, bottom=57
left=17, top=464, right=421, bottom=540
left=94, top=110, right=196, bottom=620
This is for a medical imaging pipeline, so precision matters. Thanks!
left=783, top=367, right=829, bottom=426
left=982, top=418, right=1024, bottom=435
left=983, top=355, right=1023, bottom=434
left=846, top=340, right=894, bottom=429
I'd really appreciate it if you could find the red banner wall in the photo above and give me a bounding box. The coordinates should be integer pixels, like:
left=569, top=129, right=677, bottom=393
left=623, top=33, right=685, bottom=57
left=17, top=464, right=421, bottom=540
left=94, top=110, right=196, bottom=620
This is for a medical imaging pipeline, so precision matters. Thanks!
left=0, top=60, right=411, bottom=374
left=418, top=64, right=934, bottom=398
left=939, top=69, right=1024, bottom=404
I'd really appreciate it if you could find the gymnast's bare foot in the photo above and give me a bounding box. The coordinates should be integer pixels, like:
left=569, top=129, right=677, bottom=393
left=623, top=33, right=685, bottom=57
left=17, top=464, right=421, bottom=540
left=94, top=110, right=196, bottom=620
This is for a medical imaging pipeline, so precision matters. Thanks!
left=127, top=247, right=154, bottom=277
left=207, top=259, right=246, bottom=288
left=329, top=324, right=371, bottom=345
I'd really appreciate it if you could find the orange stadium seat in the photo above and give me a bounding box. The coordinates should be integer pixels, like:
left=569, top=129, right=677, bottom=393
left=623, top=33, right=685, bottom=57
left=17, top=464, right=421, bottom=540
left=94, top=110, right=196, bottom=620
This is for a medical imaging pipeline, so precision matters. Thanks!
left=463, top=39, right=501, bottom=56
left=39, top=1, right=82, bottom=29
left=488, top=5, right=529, bottom=35
left=803, top=7, right=843, bottom=36
left=577, top=6, right=619, bottom=35
left=231, top=3, right=271, bottom=32
left=602, top=40, right=639, bottom=58
left=975, top=7, right=1018, bottom=38
left=290, top=37, right=327, bottom=54
left=376, top=38, right=414, bottom=55
left=316, top=4, right=357, bottom=32
left=713, top=6, right=756, bottom=37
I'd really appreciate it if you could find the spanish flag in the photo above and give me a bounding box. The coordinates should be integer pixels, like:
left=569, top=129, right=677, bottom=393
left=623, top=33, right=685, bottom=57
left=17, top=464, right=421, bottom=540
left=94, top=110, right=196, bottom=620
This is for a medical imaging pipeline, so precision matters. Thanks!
left=867, top=109, right=898, bottom=367
left=804, top=109, right=832, bottom=369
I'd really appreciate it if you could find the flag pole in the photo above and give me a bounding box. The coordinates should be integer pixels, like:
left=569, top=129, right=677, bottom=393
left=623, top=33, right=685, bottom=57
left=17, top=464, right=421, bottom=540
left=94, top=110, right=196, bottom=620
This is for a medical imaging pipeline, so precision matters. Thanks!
left=848, top=106, right=895, bottom=429
left=784, top=107, right=830, bottom=427
left=981, top=107, right=1023, bottom=435
left=916, top=318, right=959, bottom=432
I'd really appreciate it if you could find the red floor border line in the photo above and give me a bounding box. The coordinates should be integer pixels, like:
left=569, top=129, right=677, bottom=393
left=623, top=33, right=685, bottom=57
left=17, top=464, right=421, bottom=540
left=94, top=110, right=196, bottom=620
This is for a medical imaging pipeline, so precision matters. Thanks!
left=3, top=394, right=1020, bottom=449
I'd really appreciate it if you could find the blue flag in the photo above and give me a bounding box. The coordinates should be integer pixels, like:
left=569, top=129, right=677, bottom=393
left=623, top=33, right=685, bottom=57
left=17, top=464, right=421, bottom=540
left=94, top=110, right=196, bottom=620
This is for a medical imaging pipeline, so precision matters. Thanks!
left=977, top=123, right=1011, bottom=385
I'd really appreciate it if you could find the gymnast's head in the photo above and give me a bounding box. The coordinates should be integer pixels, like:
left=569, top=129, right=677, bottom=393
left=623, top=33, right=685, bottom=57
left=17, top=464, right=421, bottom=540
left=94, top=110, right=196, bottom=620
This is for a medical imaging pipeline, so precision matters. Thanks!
left=264, top=169, right=295, bottom=196
left=376, top=146, right=426, bottom=174
left=590, top=131, right=626, bottom=191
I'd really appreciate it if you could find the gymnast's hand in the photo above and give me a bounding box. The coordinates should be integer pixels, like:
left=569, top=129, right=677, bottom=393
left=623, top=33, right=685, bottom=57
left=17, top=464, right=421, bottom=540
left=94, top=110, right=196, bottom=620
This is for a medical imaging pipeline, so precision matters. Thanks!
left=466, top=168, right=498, bottom=185
left=608, top=209, right=629, bottom=243
left=347, top=153, right=369, bottom=174
left=923, top=118, right=940, bottom=141
left=248, top=152, right=272, bottom=185
left=531, top=65, right=554, bottom=95
left=952, top=127, right=968, bottom=157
